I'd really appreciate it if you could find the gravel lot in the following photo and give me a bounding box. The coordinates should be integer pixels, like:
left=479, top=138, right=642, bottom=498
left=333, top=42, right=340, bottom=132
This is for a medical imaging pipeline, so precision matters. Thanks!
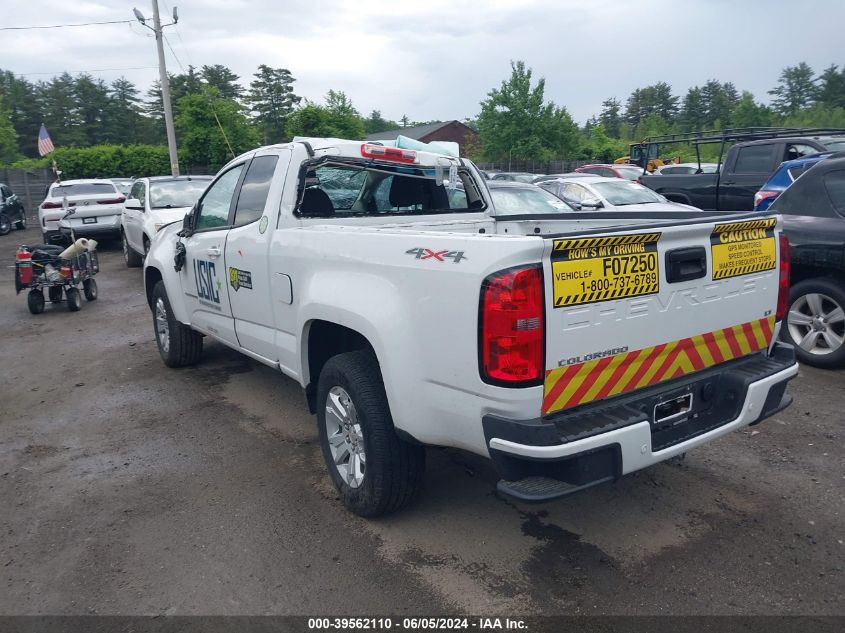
left=1, top=224, right=843, bottom=616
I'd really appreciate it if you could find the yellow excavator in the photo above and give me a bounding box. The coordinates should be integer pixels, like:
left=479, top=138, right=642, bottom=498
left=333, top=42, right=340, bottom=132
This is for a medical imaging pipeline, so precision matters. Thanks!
left=615, top=140, right=681, bottom=172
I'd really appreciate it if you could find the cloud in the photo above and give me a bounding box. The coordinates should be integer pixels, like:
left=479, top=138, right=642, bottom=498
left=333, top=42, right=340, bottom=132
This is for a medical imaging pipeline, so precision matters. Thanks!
left=2, top=0, right=845, bottom=123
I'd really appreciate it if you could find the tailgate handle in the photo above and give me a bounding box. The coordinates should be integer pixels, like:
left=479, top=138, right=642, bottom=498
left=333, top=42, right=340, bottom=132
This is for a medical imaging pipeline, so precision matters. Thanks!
left=665, top=247, right=706, bottom=283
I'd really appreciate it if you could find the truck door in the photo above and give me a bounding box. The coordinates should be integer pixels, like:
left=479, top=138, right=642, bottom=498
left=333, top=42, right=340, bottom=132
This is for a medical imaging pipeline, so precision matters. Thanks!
left=720, top=143, right=780, bottom=211
left=224, top=150, right=290, bottom=361
left=178, top=162, right=247, bottom=346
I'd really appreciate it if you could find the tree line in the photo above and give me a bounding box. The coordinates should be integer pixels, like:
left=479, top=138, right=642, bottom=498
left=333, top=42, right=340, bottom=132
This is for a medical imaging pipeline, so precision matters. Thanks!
left=2, top=59, right=845, bottom=171
left=0, top=63, right=427, bottom=170
left=477, top=60, right=845, bottom=165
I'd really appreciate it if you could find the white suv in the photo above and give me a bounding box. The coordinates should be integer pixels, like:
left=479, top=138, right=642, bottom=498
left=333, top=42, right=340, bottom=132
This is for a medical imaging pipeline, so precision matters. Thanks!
left=39, top=179, right=126, bottom=244
left=121, top=176, right=211, bottom=267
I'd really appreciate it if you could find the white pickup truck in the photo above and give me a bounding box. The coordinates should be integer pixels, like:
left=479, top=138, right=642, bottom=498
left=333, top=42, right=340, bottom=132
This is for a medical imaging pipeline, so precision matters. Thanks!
left=143, top=138, right=799, bottom=516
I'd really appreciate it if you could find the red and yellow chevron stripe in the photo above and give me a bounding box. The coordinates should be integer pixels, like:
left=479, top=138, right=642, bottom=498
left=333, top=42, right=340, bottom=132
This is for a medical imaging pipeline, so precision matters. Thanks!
left=542, top=316, right=775, bottom=415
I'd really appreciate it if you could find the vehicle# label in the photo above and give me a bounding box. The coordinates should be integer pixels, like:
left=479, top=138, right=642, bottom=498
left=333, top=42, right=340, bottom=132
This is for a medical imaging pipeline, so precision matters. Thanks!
left=551, top=233, right=661, bottom=308
left=710, top=218, right=776, bottom=280
left=542, top=316, right=775, bottom=414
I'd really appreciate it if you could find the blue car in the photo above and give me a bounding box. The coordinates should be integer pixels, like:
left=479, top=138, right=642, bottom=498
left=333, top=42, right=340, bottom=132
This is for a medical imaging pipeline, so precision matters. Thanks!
left=754, top=153, right=832, bottom=211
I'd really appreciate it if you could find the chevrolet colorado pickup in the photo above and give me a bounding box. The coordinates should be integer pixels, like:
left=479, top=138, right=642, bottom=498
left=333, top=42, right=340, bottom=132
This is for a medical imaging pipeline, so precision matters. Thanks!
left=143, top=138, right=798, bottom=516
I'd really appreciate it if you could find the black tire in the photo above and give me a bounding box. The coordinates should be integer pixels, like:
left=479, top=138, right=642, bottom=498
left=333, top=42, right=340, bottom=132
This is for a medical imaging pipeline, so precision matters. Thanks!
left=0, top=214, right=10, bottom=236
left=15, top=212, right=26, bottom=230
left=317, top=349, right=425, bottom=517
left=83, top=278, right=98, bottom=301
left=152, top=280, right=203, bottom=367
left=66, top=287, right=82, bottom=312
left=782, top=277, right=845, bottom=368
left=27, top=289, right=45, bottom=314
left=48, top=286, right=63, bottom=303
left=123, top=231, right=143, bottom=268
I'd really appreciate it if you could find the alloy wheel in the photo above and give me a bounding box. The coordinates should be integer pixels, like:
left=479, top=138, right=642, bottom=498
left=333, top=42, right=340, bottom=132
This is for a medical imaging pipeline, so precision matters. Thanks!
left=787, top=292, right=845, bottom=356
left=324, top=386, right=366, bottom=488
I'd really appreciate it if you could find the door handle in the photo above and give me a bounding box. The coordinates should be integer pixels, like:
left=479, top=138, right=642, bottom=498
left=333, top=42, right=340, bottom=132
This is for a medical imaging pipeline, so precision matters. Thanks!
left=206, top=246, right=222, bottom=258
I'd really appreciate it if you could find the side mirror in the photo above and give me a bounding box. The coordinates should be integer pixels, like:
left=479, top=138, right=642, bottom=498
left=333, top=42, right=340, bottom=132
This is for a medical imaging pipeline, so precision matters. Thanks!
left=181, top=205, right=196, bottom=236
left=125, top=198, right=144, bottom=211
left=580, top=198, right=604, bottom=209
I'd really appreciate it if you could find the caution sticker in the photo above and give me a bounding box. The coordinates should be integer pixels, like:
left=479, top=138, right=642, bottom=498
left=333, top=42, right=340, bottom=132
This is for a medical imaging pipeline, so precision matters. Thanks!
left=551, top=233, right=661, bottom=308
left=710, top=218, right=777, bottom=280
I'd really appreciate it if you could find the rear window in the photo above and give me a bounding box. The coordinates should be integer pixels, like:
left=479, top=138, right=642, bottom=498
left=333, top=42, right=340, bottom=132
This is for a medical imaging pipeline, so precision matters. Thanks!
left=297, top=160, right=485, bottom=217
left=50, top=183, right=117, bottom=197
left=822, top=140, right=845, bottom=152
left=490, top=186, right=574, bottom=215
left=787, top=164, right=814, bottom=182
left=615, top=167, right=642, bottom=180
left=149, top=179, right=211, bottom=209
left=733, top=145, right=774, bottom=174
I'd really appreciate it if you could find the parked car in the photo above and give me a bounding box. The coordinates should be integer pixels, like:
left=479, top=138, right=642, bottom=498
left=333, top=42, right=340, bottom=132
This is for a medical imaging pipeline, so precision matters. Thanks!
left=490, top=172, right=535, bottom=183
left=39, top=179, right=126, bottom=244
left=530, top=173, right=590, bottom=184
left=753, top=154, right=831, bottom=211
left=654, top=162, right=719, bottom=175
left=575, top=163, right=644, bottom=181
left=0, top=183, right=27, bottom=235
left=110, top=178, right=135, bottom=197
left=641, top=135, right=845, bottom=211
left=538, top=175, right=700, bottom=212
left=766, top=153, right=845, bottom=367
left=121, top=175, right=212, bottom=267
left=143, top=138, right=796, bottom=515
left=487, top=181, right=575, bottom=215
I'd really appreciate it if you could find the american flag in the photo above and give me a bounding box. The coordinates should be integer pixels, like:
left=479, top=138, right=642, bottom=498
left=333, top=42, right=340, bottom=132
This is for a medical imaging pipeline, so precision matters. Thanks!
left=38, top=124, right=55, bottom=157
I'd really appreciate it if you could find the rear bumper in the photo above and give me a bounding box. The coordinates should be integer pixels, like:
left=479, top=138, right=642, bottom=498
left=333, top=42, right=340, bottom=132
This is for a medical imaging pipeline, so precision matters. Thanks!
left=59, top=214, right=121, bottom=239
left=485, top=343, right=798, bottom=502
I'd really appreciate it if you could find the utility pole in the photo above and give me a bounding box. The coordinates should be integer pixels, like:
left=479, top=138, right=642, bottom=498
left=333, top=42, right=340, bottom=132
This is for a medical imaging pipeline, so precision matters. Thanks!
left=134, top=3, right=180, bottom=176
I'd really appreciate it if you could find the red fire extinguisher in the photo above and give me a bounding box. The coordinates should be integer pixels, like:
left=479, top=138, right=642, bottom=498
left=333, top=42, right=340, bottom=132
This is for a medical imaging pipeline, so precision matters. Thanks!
left=16, top=247, right=32, bottom=285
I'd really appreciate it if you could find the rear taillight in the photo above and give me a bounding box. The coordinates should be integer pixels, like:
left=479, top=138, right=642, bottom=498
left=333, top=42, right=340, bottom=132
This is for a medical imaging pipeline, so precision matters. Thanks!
left=98, top=196, right=126, bottom=204
left=480, top=265, right=544, bottom=386
left=754, top=190, right=779, bottom=209
left=41, top=201, right=63, bottom=209
left=776, top=234, right=790, bottom=321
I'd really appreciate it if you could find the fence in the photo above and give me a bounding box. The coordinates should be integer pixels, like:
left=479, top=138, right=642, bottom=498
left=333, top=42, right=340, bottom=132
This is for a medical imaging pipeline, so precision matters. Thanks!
left=1, top=167, right=56, bottom=216
left=474, top=159, right=597, bottom=175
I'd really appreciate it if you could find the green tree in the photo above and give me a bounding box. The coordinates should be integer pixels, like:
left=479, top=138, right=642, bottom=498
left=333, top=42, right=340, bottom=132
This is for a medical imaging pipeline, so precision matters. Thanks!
left=201, top=64, right=243, bottom=100
left=782, top=103, right=845, bottom=128
left=287, top=92, right=366, bottom=140
left=476, top=61, right=580, bottom=161
left=679, top=86, right=707, bottom=131
left=364, top=110, right=399, bottom=134
left=39, top=72, right=85, bottom=146
left=586, top=123, right=627, bottom=163
left=769, top=62, right=817, bottom=116
left=74, top=74, right=111, bottom=146
left=0, top=94, right=19, bottom=163
left=0, top=70, right=41, bottom=157
left=731, top=91, right=774, bottom=128
left=624, top=83, right=678, bottom=130
left=817, top=64, right=845, bottom=110
left=598, top=97, right=622, bottom=138
left=175, top=87, right=259, bottom=168
left=633, top=112, right=669, bottom=140
left=246, top=64, right=301, bottom=144
left=105, top=77, right=148, bottom=144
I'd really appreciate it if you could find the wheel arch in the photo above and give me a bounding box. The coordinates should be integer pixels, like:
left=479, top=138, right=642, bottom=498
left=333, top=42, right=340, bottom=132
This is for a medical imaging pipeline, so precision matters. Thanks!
left=302, top=319, right=377, bottom=414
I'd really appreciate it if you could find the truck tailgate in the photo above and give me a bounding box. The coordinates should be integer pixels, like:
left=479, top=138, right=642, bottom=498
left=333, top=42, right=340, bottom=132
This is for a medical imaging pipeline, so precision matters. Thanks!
left=542, top=216, right=780, bottom=416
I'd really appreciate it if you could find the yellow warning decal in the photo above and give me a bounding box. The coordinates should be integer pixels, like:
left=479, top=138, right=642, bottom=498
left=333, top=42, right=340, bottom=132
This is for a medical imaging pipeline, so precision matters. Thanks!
left=551, top=233, right=661, bottom=308
left=711, top=218, right=777, bottom=280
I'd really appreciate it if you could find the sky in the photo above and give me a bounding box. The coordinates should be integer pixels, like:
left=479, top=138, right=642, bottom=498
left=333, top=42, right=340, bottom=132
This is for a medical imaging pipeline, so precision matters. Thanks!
left=3, top=0, right=845, bottom=125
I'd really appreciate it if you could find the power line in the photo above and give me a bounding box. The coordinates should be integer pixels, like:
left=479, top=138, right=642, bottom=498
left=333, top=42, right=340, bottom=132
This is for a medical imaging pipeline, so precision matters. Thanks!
left=0, top=19, right=131, bottom=31
left=17, top=66, right=158, bottom=76
left=162, top=34, right=185, bottom=72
